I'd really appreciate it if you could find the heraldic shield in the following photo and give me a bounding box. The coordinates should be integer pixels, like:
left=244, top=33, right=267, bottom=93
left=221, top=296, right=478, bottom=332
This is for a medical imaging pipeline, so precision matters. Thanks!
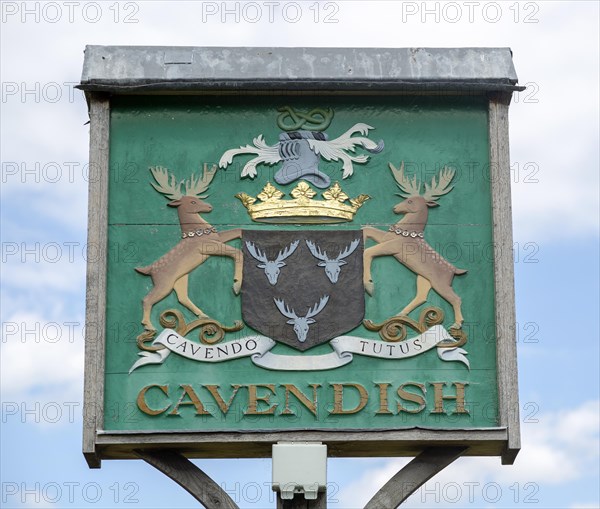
left=242, top=230, right=364, bottom=351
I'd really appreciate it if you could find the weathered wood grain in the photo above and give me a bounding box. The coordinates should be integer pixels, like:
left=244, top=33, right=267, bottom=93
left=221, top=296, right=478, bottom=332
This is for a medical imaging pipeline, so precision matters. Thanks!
left=277, top=493, right=327, bottom=509
left=489, top=93, right=521, bottom=464
left=364, top=446, right=467, bottom=509
left=136, top=449, right=239, bottom=509
left=83, top=94, right=110, bottom=468
left=94, top=428, right=508, bottom=460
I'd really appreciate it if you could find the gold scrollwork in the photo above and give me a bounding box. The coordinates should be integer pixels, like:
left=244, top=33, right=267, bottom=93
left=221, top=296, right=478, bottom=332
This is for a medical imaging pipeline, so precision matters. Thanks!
left=421, top=307, right=445, bottom=329
left=364, top=316, right=414, bottom=342
left=136, top=310, right=244, bottom=351
left=182, top=317, right=244, bottom=345
left=363, top=306, right=468, bottom=346
left=159, top=308, right=187, bottom=332
left=136, top=329, right=159, bottom=351
left=445, top=327, right=468, bottom=348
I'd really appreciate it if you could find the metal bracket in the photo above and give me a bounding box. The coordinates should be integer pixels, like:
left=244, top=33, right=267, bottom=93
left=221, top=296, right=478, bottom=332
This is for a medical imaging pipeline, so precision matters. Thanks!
left=137, top=446, right=465, bottom=508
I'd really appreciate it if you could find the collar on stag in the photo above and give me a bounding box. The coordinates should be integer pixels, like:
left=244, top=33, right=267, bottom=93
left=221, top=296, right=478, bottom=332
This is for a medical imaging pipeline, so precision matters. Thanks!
left=182, top=227, right=218, bottom=239
left=389, top=226, right=424, bottom=238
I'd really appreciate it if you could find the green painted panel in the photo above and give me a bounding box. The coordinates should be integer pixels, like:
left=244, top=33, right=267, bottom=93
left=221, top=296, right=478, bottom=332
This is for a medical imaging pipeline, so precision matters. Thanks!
left=104, top=95, right=498, bottom=432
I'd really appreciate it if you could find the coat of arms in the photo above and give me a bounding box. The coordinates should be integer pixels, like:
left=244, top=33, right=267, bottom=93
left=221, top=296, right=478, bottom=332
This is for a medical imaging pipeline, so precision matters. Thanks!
left=242, top=230, right=364, bottom=351
left=129, top=107, right=468, bottom=373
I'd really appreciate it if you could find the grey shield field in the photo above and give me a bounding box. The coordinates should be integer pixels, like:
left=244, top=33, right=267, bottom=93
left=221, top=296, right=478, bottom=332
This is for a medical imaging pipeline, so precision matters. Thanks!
left=242, top=230, right=364, bottom=351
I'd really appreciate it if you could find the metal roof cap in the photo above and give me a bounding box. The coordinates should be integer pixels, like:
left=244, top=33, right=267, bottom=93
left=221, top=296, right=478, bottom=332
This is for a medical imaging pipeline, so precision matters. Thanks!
left=78, top=46, right=523, bottom=94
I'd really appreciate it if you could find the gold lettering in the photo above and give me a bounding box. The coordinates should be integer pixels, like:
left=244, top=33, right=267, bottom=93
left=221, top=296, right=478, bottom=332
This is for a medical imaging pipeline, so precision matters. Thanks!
left=397, top=382, right=426, bottom=414
left=245, top=384, right=278, bottom=415
left=169, top=384, right=210, bottom=416
left=330, top=383, right=368, bottom=415
left=204, top=384, right=242, bottom=415
left=136, top=384, right=170, bottom=416
left=430, top=382, right=469, bottom=414
left=375, top=383, right=393, bottom=414
left=281, top=384, right=321, bottom=417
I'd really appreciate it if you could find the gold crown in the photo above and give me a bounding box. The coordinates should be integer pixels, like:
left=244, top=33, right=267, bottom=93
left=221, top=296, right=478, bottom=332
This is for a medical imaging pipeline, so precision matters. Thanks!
left=236, top=181, right=370, bottom=224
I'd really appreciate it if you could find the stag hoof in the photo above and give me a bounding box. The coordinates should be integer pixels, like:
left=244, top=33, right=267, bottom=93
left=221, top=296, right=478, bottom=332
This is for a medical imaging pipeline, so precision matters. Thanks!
left=141, top=321, right=155, bottom=332
left=232, top=280, right=241, bottom=295
left=449, top=322, right=463, bottom=330
left=364, top=280, right=375, bottom=295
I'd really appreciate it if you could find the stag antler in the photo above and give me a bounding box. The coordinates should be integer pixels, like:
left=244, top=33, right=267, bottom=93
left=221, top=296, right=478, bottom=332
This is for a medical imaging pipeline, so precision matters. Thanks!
left=247, top=241, right=299, bottom=264
left=275, top=296, right=329, bottom=320
left=149, top=167, right=183, bottom=200
left=306, top=296, right=330, bottom=318
left=422, top=166, right=456, bottom=202
left=183, top=163, right=218, bottom=198
left=336, top=239, right=360, bottom=260
left=274, top=240, right=300, bottom=262
left=306, top=239, right=360, bottom=263
left=246, top=242, right=269, bottom=263
left=149, top=164, right=219, bottom=200
left=305, top=240, right=329, bottom=262
left=274, top=298, right=298, bottom=319
left=389, top=162, right=421, bottom=197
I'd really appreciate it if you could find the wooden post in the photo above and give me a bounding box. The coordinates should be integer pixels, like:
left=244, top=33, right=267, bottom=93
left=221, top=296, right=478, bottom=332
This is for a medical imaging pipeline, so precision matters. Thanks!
left=137, top=447, right=465, bottom=508
left=489, top=92, right=521, bottom=465
left=364, top=447, right=467, bottom=509
left=82, top=93, right=110, bottom=469
left=276, top=493, right=327, bottom=509
left=136, top=449, right=240, bottom=509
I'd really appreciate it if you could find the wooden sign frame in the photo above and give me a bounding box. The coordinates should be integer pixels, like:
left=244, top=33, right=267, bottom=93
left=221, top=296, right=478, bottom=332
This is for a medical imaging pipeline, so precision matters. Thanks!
left=80, top=46, right=521, bottom=469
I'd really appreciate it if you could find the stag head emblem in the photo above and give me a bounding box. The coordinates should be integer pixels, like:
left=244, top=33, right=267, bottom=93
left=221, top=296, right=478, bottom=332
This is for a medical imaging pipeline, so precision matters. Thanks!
left=274, top=296, right=329, bottom=342
left=390, top=162, right=456, bottom=214
left=241, top=230, right=364, bottom=351
left=305, top=239, right=360, bottom=283
left=149, top=165, right=217, bottom=212
left=245, top=240, right=299, bottom=285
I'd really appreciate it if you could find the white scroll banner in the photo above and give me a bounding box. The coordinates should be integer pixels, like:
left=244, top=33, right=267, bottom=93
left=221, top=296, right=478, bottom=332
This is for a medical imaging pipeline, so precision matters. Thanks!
left=254, top=325, right=469, bottom=370
left=129, top=325, right=468, bottom=373
left=129, top=331, right=276, bottom=373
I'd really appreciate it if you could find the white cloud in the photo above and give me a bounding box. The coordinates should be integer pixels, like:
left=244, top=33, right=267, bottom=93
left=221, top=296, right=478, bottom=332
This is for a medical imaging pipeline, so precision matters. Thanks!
left=1, top=311, right=84, bottom=402
left=0, top=3, right=598, bottom=506
left=1, top=1, right=598, bottom=242
left=6, top=493, right=57, bottom=509
left=1, top=246, right=87, bottom=295
left=337, top=400, right=600, bottom=508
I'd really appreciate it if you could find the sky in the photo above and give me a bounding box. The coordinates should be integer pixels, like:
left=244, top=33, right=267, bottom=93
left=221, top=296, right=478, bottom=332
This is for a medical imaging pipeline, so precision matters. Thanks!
left=1, top=1, right=599, bottom=508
